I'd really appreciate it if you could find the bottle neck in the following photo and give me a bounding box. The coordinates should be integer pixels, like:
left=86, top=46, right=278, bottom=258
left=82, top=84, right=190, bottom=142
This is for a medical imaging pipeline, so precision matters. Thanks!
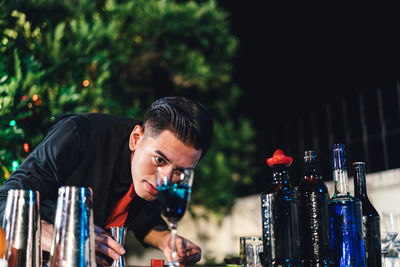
left=353, top=162, right=367, bottom=198
left=303, top=161, right=322, bottom=182
left=333, top=169, right=350, bottom=197
left=332, top=144, right=351, bottom=198
left=272, top=165, right=290, bottom=183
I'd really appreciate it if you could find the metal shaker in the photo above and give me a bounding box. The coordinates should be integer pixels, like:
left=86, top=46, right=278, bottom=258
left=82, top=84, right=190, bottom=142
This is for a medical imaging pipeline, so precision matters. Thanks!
left=110, top=227, right=127, bottom=267
left=49, top=186, right=95, bottom=267
left=2, top=189, right=41, bottom=267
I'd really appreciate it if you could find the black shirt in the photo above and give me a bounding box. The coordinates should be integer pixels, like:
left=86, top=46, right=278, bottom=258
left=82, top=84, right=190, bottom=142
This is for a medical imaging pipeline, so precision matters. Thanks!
left=0, top=113, right=167, bottom=245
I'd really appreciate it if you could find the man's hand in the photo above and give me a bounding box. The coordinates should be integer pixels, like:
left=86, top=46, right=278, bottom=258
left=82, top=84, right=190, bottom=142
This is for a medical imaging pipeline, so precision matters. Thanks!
left=162, top=234, right=201, bottom=266
left=145, top=230, right=201, bottom=266
left=94, top=225, right=126, bottom=266
left=41, top=221, right=125, bottom=266
left=41, top=220, right=54, bottom=253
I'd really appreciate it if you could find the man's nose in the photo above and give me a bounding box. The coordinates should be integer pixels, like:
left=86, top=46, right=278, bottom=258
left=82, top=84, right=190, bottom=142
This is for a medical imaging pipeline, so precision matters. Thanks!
left=157, top=165, right=174, bottom=179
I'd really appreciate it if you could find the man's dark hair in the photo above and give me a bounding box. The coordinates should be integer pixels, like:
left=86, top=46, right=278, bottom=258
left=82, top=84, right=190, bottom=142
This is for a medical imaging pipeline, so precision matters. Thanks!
left=143, top=96, right=214, bottom=156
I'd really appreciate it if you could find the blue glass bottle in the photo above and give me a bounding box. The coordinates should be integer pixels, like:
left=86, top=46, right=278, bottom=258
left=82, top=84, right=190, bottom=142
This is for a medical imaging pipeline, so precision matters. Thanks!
left=297, top=150, right=332, bottom=266
left=261, top=149, right=302, bottom=266
left=329, top=144, right=366, bottom=267
left=353, top=162, right=381, bottom=267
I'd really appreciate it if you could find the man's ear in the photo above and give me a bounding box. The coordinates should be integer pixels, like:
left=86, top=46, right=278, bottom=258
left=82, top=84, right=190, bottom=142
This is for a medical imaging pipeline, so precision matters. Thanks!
left=129, top=125, right=144, bottom=151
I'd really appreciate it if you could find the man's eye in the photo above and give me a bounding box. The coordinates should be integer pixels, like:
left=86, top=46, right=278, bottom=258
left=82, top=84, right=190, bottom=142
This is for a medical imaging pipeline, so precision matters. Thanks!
left=154, top=156, right=166, bottom=165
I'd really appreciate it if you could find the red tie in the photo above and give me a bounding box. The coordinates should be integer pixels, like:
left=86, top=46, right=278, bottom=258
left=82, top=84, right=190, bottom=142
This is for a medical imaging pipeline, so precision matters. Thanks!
left=104, top=183, right=136, bottom=229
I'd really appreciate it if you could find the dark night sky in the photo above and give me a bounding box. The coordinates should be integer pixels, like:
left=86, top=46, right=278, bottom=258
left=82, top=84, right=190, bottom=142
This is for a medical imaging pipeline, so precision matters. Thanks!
left=218, top=2, right=400, bottom=119
left=216, top=2, right=400, bottom=191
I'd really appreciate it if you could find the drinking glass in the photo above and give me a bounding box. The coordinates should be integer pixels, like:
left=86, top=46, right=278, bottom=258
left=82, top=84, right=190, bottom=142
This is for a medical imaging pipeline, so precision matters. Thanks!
left=240, top=236, right=247, bottom=266
left=382, top=211, right=400, bottom=266
left=110, top=227, right=127, bottom=267
left=49, top=186, right=96, bottom=267
left=244, top=236, right=263, bottom=267
left=2, top=189, right=41, bottom=266
left=156, top=167, right=194, bottom=267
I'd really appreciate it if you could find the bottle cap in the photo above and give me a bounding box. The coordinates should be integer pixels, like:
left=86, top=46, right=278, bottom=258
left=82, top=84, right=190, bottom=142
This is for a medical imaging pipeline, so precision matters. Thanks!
left=266, top=149, right=293, bottom=167
left=304, top=150, right=316, bottom=161
left=151, top=259, right=164, bottom=267
left=332, top=143, right=347, bottom=170
left=352, top=162, right=365, bottom=168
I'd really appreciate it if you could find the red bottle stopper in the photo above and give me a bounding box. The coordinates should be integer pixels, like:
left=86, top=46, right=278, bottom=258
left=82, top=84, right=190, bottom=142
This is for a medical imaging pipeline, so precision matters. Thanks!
left=266, top=149, right=293, bottom=167
left=151, top=259, right=164, bottom=267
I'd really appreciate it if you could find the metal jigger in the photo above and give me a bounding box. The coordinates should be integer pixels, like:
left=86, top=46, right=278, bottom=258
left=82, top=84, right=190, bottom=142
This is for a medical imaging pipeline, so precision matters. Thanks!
left=110, top=227, right=127, bottom=267
left=49, top=186, right=96, bottom=267
left=2, top=189, right=41, bottom=267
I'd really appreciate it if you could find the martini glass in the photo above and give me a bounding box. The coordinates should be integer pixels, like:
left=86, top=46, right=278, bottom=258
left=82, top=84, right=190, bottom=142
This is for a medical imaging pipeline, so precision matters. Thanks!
left=156, top=167, right=194, bottom=267
left=382, top=211, right=400, bottom=267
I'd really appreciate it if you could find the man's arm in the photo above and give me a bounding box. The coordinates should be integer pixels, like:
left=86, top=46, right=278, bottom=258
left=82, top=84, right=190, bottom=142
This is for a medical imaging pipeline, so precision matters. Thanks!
left=126, top=196, right=201, bottom=264
left=0, top=116, right=125, bottom=265
left=144, top=229, right=202, bottom=266
left=0, top=117, right=86, bottom=222
left=41, top=220, right=54, bottom=252
left=143, top=228, right=170, bottom=249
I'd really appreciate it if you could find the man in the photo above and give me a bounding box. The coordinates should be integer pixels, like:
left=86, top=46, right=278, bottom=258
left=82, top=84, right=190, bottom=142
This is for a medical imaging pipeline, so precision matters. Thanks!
left=0, top=96, right=213, bottom=266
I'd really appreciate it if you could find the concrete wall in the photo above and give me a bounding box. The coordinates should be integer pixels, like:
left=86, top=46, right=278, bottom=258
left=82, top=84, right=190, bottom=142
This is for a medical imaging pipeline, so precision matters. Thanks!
left=125, top=168, right=400, bottom=265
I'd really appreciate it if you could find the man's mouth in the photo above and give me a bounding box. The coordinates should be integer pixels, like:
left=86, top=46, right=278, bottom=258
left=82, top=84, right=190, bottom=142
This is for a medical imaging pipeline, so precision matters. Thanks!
left=144, top=181, right=158, bottom=196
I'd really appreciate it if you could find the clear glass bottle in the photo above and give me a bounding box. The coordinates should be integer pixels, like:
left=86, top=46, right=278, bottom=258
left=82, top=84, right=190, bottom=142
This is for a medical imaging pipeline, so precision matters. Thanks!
left=328, top=144, right=366, bottom=267
left=353, top=162, right=381, bottom=267
left=261, top=149, right=302, bottom=266
left=297, top=150, right=332, bottom=266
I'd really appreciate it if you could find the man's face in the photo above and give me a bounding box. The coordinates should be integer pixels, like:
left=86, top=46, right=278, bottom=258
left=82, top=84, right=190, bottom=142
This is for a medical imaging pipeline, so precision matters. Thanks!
left=129, top=126, right=202, bottom=201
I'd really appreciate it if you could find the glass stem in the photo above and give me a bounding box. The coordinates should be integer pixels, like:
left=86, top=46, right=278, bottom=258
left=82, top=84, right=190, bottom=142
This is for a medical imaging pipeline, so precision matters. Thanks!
left=170, top=221, right=178, bottom=263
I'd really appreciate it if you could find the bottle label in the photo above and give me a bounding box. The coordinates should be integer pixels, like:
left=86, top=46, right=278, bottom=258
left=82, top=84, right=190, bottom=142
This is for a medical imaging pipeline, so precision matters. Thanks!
left=363, top=215, right=382, bottom=266
left=362, top=216, right=368, bottom=262
left=261, top=192, right=301, bottom=264
left=329, top=200, right=366, bottom=266
left=262, top=194, right=274, bottom=258
left=298, top=190, right=331, bottom=263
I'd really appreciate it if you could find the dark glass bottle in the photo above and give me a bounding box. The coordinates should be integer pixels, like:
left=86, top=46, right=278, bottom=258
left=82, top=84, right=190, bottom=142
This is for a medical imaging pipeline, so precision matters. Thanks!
left=328, top=144, right=366, bottom=267
left=353, top=162, right=381, bottom=267
left=297, top=150, right=332, bottom=266
left=261, top=149, right=302, bottom=267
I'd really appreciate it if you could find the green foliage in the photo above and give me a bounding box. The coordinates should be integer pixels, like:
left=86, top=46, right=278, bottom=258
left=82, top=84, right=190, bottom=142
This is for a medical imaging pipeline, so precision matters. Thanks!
left=0, top=0, right=258, bottom=215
